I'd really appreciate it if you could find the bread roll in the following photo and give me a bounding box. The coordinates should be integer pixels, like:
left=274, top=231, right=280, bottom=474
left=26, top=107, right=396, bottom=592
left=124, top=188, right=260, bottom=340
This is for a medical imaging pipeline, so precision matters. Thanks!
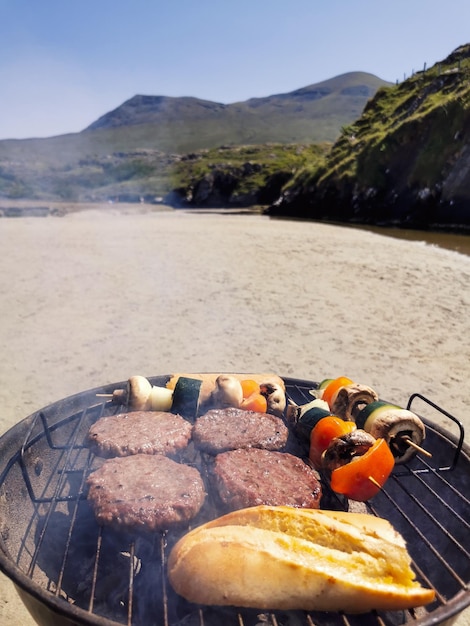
left=168, top=505, right=435, bottom=613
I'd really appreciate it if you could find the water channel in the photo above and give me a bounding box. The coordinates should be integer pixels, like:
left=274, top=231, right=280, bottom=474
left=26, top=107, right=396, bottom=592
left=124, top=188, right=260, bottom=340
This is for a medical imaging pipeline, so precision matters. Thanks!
left=342, top=223, right=470, bottom=257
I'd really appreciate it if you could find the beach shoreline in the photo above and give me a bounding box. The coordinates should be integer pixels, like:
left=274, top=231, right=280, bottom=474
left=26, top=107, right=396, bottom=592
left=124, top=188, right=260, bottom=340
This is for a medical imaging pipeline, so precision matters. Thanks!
left=0, top=208, right=469, bottom=625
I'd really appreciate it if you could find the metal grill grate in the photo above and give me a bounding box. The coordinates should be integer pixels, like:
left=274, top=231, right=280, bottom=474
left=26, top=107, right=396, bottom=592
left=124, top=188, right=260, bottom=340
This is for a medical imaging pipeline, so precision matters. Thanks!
left=0, top=376, right=469, bottom=626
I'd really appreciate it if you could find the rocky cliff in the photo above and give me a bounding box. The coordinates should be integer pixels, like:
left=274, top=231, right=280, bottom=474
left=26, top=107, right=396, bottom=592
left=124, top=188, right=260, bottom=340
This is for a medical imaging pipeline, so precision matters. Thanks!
left=267, top=44, right=470, bottom=231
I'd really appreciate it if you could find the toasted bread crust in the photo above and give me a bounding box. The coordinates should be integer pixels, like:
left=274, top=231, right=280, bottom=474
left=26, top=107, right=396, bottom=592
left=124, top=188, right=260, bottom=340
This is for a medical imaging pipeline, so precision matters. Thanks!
left=168, top=505, right=435, bottom=613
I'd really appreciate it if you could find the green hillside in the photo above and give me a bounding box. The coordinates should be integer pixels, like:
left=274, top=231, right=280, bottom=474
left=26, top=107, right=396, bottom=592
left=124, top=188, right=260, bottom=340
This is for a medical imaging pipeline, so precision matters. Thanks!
left=170, top=143, right=330, bottom=207
left=268, top=44, right=470, bottom=231
left=0, top=72, right=388, bottom=202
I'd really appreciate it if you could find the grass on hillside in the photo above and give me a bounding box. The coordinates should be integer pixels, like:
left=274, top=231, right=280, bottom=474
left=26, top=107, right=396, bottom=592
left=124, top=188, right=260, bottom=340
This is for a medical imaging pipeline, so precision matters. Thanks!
left=314, top=49, right=470, bottom=190
left=170, top=143, right=330, bottom=202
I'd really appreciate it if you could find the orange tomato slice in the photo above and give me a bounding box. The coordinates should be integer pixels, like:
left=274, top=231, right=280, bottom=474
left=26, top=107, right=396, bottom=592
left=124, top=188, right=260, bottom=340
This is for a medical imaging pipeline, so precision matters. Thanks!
left=309, top=416, right=356, bottom=469
left=321, top=376, right=354, bottom=408
left=330, top=438, right=395, bottom=501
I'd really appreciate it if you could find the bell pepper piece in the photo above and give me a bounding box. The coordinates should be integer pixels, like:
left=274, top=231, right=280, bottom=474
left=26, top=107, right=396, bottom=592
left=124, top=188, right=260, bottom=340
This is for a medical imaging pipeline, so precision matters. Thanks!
left=239, top=379, right=268, bottom=412
left=321, top=376, right=354, bottom=408
left=240, top=379, right=261, bottom=399
left=330, top=438, right=395, bottom=501
left=309, top=416, right=356, bottom=469
left=240, top=392, right=268, bottom=413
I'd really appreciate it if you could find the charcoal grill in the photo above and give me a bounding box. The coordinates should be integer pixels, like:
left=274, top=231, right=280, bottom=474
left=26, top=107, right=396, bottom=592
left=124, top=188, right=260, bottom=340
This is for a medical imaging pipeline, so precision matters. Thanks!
left=0, top=375, right=469, bottom=626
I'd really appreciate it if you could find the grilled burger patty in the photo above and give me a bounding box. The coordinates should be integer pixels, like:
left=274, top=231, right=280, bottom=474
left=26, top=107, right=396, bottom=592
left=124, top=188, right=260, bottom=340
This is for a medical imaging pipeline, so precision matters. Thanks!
left=192, top=407, right=289, bottom=454
left=87, top=410, right=192, bottom=458
left=212, top=448, right=322, bottom=511
left=86, top=454, right=206, bottom=532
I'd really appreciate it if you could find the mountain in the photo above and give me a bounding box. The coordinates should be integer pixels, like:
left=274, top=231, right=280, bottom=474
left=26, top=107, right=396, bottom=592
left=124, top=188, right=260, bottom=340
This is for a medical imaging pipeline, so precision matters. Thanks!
left=0, top=72, right=389, bottom=202
left=86, top=95, right=228, bottom=130
left=267, top=44, right=470, bottom=231
left=84, top=72, right=389, bottom=147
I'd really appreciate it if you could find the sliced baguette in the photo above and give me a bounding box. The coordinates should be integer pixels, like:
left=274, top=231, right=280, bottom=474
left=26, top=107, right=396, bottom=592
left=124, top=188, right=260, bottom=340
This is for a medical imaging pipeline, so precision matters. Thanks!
left=168, top=505, right=435, bottom=613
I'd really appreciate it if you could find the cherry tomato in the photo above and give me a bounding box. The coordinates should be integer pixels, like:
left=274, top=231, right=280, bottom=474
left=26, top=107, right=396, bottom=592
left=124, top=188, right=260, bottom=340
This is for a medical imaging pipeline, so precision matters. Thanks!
left=330, top=438, right=395, bottom=501
left=241, top=392, right=268, bottom=413
left=309, top=416, right=356, bottom=469
left=240, top=379, right=260, bottom=399
left=321, top=376, right=354, bottom=408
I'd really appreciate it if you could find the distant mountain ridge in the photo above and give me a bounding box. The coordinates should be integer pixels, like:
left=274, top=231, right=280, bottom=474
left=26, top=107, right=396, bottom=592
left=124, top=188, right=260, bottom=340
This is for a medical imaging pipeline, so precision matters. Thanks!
left=86, top=95, right=227, bottom=130
left=0, top=71, right=390, bottom=202
left=84, top=72, right=390, bottom=145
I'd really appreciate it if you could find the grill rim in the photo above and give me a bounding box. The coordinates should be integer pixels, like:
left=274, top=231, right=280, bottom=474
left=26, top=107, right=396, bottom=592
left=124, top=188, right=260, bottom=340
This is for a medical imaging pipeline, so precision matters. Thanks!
left=0, top=418, right=123, bottom=626
left=0, top=375, right=469, bottom=626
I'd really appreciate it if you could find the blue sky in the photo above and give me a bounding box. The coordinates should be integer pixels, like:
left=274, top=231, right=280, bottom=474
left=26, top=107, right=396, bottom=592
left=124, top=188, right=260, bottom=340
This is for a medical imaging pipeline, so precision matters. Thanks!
left=1, top=0, right=469, bottom=139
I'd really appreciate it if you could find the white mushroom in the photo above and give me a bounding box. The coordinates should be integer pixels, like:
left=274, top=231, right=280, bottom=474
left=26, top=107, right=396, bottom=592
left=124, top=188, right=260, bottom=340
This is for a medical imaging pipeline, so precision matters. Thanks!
left=210, top=375, right=243, bottom=408
left=126, top=375, right=153, bottom=410
left=108, top=377, right=171, bottom=411
left=260, top=382, right=287, bottom=417
left=365, top=407, right=427, bottom=464
left=331, top=384, right=379, bottom=422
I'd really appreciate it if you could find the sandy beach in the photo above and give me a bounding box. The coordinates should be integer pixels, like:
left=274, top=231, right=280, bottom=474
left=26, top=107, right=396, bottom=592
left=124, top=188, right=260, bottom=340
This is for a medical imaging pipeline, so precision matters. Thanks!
left=0, top=206, right=469, bottom=625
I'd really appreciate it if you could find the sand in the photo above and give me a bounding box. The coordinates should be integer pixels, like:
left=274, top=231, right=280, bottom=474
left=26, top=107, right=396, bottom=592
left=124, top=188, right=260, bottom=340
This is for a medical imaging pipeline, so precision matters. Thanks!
left=0, top=206, right=469, bottom=625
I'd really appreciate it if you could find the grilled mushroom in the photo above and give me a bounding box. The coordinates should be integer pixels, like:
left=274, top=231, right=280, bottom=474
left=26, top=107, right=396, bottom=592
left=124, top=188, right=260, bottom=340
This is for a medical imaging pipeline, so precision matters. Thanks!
left=126, top=375, right=153, bottom=410
left=331, top=383, right=379, bottom=421
left=260, top=382, right=287, bottom=417
left=359, top=406, right=426, bottom=464
left=108, top=375, right=153, bottom=409
left=210, top=375, right=243, bottom=408
left=322, top=430, right=376, bottom=472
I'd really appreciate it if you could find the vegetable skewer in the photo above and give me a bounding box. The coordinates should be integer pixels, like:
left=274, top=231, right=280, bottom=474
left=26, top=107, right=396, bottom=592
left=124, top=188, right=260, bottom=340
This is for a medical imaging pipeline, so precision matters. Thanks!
left=96, top=373, right=286, bottom=417
left=355, top=401, right=429, bottom=464
left=317, top=377, right=430, bottom=463
left=329, top=437, right=395, bottom=501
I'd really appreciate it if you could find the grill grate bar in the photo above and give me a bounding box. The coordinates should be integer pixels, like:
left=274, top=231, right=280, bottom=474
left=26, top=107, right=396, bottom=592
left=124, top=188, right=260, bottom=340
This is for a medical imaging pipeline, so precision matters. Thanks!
left=405, top=467, right=470, bottom=546
left=26, top=411, right=89, bottom=577
left=371, top=476, right=468, bottom=590
left=127, top=542, right=136, bottom=626
left=404, top=556, right=445, bottom=606
left=20, top=409, right=87, bottom=503
left=55, top=452, right=92, bottom=596
left=88, top=528, right=103, bottom=615
left=160, top=533, right=169, bottom=626
left=410, top=454, right=470, bottom=507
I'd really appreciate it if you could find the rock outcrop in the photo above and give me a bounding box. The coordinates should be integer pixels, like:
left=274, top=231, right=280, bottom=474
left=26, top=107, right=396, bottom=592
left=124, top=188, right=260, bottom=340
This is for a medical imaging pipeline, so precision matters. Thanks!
left=268, top=44, right=470, bottom=232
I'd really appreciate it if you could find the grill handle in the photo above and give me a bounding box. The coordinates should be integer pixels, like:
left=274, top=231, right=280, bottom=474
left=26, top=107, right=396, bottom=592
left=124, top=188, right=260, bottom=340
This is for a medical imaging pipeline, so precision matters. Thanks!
left=407, top=393, right=464, bottom=471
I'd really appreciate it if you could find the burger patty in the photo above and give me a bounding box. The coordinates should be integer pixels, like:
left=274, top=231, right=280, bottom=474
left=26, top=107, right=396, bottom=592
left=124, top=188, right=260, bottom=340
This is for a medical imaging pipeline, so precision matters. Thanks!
left=87, top=411, right=192, bottom=458
left=212, top=448, right=322, bottom=511
left=86, top=454, right=206, bottom=532
left=192, top=407, right=288, bottom=454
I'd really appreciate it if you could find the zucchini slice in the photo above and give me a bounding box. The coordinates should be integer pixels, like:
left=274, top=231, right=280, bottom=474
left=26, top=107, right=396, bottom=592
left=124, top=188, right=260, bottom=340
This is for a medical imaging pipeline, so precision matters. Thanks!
left=355, top=401, right=399, bottom=430
left=171, top=376, right=203, bottom=421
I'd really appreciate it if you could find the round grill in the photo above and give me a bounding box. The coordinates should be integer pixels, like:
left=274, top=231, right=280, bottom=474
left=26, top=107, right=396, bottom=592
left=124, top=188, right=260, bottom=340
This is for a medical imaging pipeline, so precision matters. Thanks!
left=0, top=376, right=469, bottom=626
